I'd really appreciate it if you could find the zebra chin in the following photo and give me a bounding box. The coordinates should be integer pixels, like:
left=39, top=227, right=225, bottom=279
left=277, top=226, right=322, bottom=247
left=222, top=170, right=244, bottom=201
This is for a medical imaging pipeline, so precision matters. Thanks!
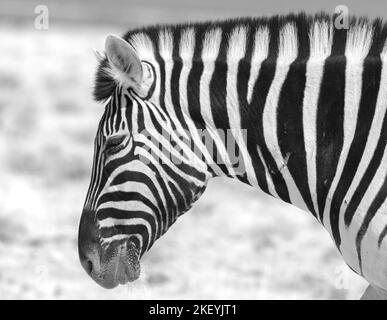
left=78, top=211, right=141, bottom=289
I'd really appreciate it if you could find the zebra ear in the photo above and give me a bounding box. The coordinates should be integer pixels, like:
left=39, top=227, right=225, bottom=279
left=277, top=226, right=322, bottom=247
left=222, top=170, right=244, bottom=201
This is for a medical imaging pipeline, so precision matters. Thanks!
left=105, top=34, right=143, bottom=88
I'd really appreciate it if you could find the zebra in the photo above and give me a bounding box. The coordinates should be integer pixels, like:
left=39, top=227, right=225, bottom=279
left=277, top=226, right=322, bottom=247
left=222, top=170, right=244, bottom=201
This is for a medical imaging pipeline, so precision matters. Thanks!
left=78, top=13, right=387, bottom=299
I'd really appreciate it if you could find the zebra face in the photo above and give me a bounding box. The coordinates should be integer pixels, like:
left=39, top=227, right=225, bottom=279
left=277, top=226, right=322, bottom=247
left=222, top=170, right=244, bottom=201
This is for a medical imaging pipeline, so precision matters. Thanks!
left=78, top=35, right=211, bottom=288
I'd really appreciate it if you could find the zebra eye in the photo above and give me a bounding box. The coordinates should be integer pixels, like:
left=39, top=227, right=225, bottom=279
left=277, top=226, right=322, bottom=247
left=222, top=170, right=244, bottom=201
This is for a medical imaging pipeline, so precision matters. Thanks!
left=104, top=135, right=126, bottom=156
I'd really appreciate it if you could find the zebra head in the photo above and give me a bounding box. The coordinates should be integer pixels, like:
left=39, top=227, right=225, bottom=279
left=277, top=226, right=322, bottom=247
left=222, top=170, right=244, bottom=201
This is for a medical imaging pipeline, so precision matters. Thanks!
left=78, top=35, right=211, bottom=288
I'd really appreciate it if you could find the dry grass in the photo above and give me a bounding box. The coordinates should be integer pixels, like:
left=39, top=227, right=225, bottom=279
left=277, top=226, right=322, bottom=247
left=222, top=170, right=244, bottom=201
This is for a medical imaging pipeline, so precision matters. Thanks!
left=0, top=25, right=368, bottom=299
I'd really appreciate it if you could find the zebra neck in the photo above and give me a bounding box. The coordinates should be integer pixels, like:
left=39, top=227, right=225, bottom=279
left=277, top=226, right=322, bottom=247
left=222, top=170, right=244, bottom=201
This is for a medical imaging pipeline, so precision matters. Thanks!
left=177, top=58, right=277, bottom=187
left=180, top=53, right=313, bottom=216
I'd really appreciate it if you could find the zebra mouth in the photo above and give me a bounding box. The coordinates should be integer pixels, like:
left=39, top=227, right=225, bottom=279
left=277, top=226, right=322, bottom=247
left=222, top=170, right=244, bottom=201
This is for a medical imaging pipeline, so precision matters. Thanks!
left=104, top=239, right=141, bottom=288
left=111, top=240, right=141, bottom=286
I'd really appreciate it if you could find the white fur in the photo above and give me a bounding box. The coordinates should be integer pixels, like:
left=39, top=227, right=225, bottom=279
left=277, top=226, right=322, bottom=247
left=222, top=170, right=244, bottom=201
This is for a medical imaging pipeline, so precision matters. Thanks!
left=303, top=21, right=333, bottom=221
left=345, top=22, right=374, bottom=60
left=179, top=27, right=195, bottom=61
left=309, top=20, right=333, bottom=59
left=200, top=28, right=237, bottom=173
left=128, top=33, right=155, bottom=62
left=202, top=28, right=222, bottom=60
left=247, top=27, right=269, bottom=104
left=257, top=146, right=279, bottom=198
left=158, top=29, right=174, bottom=61
left=226, top=26, right=259, bottom=186
left=159, top=29, right=188, bottom=138
left=278, top=23, right=298, bottom=64
left=227, top=26, right=247, bottom=60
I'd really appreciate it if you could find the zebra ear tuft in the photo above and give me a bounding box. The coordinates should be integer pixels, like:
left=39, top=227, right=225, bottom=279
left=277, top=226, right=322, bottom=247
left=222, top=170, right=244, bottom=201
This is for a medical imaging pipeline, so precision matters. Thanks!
left=105, top=34, right=143, bottom=89
left=93, top=48, right=105, bottom=62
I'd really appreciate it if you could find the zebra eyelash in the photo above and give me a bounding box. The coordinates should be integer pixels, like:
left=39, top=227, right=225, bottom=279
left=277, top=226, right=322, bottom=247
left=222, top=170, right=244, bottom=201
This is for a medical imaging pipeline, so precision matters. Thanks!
left=103, top=135, right=128, bottom=156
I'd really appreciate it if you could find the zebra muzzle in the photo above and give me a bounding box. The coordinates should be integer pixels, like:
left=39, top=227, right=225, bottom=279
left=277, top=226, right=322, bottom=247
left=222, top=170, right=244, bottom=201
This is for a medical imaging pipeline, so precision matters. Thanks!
left=109, top=239, right=141, bottom=286
left=94, top=238, right=141, bottom=289
left=78, top=210, right=141, bottom=289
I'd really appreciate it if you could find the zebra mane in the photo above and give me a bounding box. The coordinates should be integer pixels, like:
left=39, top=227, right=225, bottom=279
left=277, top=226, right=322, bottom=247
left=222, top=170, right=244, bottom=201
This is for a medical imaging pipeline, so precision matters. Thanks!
left=93, top=12, right=387, bottom=103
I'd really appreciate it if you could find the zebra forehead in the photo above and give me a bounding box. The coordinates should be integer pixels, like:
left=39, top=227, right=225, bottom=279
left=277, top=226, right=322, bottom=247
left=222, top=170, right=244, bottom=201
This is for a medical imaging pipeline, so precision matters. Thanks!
left=93, top=13, right=387, bottom=103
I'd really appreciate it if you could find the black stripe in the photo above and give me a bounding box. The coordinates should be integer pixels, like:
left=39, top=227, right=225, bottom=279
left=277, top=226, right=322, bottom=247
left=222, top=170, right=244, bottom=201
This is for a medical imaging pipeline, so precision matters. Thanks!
left=170, top=29, right=189, bottom=131
left=167, top=181, right=186, bottom=223
left=146, top=28, right=178, bottom=131
left=378, top=225, right=387, bottom=248
left=209, top=25, right=231, bottom=129
left=277, top=16, right=316, bottom=217
left=124, top=93, right=135, bottom=130
left=111, top=170, right=168, bottom=224
left=316, top=25, right=347, bottom=238
left=344, top=116, right=387, bottom=226
left=356, top=174, right=387, bottom=273
left=98, top=150, right=133, bottom=186
left=89, top=134, right=105, bottom=209
left=100, top=224, right=149, bottom=256
left=148, top=161, right=184, bottom=224
left=238, top=28, right=268, bottom=189
left=210, top=25, right=243, bottom=177
left=114, top=87, right=123, bottom=132
left=238, top=26, right=268, bottom=190
left=249, top=17, right=291, bottom=203
left=97, top=208, right=156, bottom=246
left=97, top=191, right=163, bottom=240
left=187, top=26, right=205, bottom=127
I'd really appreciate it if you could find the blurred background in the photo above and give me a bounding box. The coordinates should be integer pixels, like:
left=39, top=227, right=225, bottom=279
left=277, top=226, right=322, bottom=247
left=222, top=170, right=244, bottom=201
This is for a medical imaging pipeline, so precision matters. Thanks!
left=1, top=0, right=384, bottom=299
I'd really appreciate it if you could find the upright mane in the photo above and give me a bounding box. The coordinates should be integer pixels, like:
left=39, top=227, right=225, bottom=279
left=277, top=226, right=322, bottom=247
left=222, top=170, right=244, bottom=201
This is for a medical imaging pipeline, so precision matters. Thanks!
left=94, top=12, right=387, bottom=102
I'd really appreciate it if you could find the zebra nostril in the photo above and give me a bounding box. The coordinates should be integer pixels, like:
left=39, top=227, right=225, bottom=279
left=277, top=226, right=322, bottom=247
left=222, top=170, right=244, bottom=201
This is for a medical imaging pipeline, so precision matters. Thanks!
left=86, top=259, right=93, bottom=274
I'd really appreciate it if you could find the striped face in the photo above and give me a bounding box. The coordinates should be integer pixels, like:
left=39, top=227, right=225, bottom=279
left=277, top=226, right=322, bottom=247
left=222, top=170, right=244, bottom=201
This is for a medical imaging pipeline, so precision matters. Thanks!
left=78, top=36, right=210, bottom=289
